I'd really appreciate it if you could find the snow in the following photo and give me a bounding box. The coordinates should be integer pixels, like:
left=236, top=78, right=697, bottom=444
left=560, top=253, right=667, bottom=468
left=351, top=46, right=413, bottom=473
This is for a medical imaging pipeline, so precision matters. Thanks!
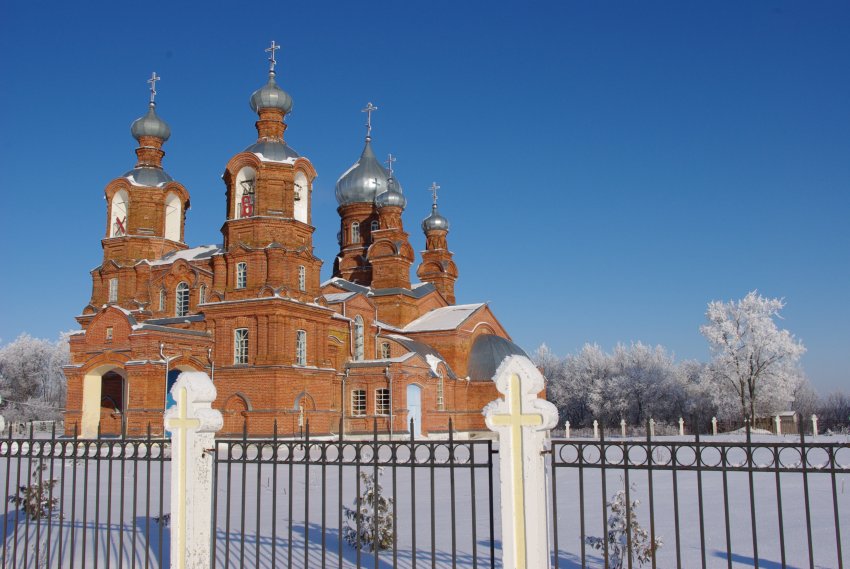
left=424, top=354, right=443, bottom=375
left=402, top=304, right=485, bottom=333
left=147, top=244, right=222, bottom=266
left=253, top=152, right=298, bottom=164
left=324, top=292, right=357, bottom=303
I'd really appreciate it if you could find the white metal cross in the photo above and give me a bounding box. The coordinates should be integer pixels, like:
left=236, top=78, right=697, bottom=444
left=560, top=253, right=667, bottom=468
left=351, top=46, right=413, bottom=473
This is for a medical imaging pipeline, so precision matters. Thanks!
left=166, top=387, right=200, bottom=569
left=428, top=182, right=441, bottom=206
left=385, top=153, right=396, bottom=176
left=362, top=102, right=378, bottom=139
left=266, top=40, right=280, bottom=73
left=489, top=373, right=543, bottom=569
left=147, top=72, right=160, bottom=104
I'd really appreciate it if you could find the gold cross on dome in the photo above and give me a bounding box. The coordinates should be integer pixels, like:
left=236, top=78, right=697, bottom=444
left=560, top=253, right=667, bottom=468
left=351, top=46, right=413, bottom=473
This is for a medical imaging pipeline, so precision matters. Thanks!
left=428, top=182, right=441, bottom=206
left=147, top=72, right=160, bottom=104
left=166, top=387, right=200, bottom=569
left=362, top=102, right=378, bottom=138
left=266, top=40, right=281, bottom=73
left=489, top=373, right=543, bottom=569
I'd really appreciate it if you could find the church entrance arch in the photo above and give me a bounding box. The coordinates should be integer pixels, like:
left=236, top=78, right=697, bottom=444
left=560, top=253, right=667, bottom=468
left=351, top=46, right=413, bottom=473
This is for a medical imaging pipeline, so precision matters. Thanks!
left=81, top=364, right=126, bottom=438
left=407, top=384, right=422, bottom=438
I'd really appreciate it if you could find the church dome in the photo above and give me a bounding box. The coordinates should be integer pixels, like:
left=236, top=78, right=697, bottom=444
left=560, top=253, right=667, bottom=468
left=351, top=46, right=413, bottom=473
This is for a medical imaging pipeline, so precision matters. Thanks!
left=123, top=166, right=173, bottom=187
left=466, top=335, right=528, bottom=382
left=244, top=140, right=300, bottom=163
left=335, top=140, right=398, bottom=206
left=130, top=105, right=171, bottom=141
left=249, top=75, right=293, bottom=114
left=375, top=177, right=406, bottom=209
left=422, top=204, right=450, bottom=232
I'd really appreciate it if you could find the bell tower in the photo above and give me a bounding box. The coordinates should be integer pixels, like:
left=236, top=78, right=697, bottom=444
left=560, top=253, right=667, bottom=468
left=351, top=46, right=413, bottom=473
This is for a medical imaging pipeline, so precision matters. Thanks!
left=416, top=183, right=458, bottom=304
left=94, top=73, right=190, bottom=310
left=215, top=41, right=321, bottom=302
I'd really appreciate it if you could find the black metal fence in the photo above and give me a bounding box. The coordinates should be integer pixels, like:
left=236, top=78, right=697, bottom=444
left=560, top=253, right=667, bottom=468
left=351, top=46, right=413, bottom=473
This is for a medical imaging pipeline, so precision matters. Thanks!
left=549, top=423, right=850, bottom=569
left=0, top=424, right=170, bottom=569
left=212, top=420, right=499, bottom=569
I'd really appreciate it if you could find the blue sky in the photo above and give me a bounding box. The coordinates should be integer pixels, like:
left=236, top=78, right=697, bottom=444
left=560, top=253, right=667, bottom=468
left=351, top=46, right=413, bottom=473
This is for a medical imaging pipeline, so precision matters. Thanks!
left=0, top=1, right=848, bottom=392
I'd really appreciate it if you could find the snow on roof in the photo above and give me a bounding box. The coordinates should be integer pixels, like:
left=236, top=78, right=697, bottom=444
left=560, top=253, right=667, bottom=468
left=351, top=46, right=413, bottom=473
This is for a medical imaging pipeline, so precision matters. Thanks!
left=148, top=244, right=222, bottom=266
left=402, top=304, right=485, bottom=333
left=347, top=352, right=417, bottom=367
left=324, top=292, right=357, bottom=303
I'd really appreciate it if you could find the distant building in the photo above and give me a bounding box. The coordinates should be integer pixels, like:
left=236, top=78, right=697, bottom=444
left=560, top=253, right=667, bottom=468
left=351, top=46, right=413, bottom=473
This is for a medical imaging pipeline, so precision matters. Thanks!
left=64, top=50, right=527, bottom=438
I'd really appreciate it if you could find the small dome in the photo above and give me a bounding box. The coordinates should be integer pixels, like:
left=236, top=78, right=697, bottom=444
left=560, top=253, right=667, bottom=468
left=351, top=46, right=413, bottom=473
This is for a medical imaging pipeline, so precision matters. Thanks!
left=249, top=74, right=293, bottom=114
left=123, top=166, right=174, bottom=188
left=335, top=140, right=400, bottom=206
left=422, top=204, right=450, bottom=232
left=375, top=177, right=406, bottom=209
left=130, top=105, right=171, bottom=142
left=467, top=335, right=528, bottom=382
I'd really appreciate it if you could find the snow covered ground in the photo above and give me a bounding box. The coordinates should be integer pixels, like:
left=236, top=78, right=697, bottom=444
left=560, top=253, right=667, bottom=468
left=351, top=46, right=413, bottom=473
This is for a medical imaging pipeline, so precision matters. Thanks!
left=0, top=433, right=847, bottom=568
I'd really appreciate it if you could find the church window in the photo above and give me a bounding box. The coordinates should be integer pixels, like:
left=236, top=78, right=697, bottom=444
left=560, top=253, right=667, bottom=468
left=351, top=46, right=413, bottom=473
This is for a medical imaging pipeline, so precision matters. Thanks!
left=108, top=278, right=118, bottom=303
left=159, top=289, right=166, bottom=311
left=437, top=373, right=445, bottom=411
left=353, top=316, right=365, bottom=361
left=105, top=327, right=113, bottom=341
left=298, top=265, right=306, bottom=291
left=293, top=171, right=309, bottom=223
left=110, top=190, right=129, bottom=238
left=176, top=282, right=189, bottom=317
left=351, top=222, right=360, bottom=243
left=375, top=388, right=390, bottom=416
left=236, top=263, right=247, bottom=289
left=234, top=167, right=256, bottom=220
left=380, top=342, right=391, bottom=359
left=199, top=284, right=206, bottom=304
left=351, top=389, right=366, bottom=416
left=295, top=330, right=307, bottom=366
left=234, top=328, right=249, bottom=365
left=371, top=220, right=379, bottom=233
left=164, top=193, right=181, bottom=242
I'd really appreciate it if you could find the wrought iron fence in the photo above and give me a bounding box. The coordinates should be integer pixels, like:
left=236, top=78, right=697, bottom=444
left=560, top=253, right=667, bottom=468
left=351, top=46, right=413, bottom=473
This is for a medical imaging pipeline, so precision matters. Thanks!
left=212, top=419, right=499, bottom=569
left=549, top=423, right=850, bottom=569
left=0, top=424, right=170, bottom=569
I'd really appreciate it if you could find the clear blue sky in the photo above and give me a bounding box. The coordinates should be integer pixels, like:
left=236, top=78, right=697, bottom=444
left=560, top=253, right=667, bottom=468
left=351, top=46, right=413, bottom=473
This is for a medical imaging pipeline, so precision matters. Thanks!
left=1, top=1, right=848, bottom=392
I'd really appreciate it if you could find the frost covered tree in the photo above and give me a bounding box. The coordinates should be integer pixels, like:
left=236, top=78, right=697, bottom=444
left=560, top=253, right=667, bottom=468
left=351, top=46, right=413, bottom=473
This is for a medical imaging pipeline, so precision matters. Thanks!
left=586, top=482, right=662, bottom=568
left=0, top=332, right=70, bottom=421
left=343, top=468, right=394, bottom=552
left=700, top=291, right=805, bottom=421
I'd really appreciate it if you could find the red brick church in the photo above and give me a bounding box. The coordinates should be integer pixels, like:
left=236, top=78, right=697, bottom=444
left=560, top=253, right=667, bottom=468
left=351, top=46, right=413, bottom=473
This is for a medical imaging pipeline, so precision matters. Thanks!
left=64, top=45, right=528, bottom=438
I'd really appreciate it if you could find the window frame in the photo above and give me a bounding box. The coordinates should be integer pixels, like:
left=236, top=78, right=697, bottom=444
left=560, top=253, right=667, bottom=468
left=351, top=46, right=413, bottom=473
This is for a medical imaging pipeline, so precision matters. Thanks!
left=199, top=284, right=206, bottom=304
left=351, top=222, right=360, bottom=243
left=295, top=329, right=307, bottom=366
left=298, top=265, right=306, bottom=292
left=375, top=388, right=390, bottom=416
left=234, top=328, right=249, bottom=365
left=353, top=315, right=365, bottom=361
left=380, top=342, right=391, bottom=359
left=159, top=289, right=166, bottom=312
left=176, top=282, right=190, bottom=317
left=370, top=220, right=380, bottom=233
left=236, top=262, right=248, bottom=289
left=108, top=278, right=119, bottom=303
left=351, top=389, right=366, bottom=416
left=437, top=373, right=445, bottom=411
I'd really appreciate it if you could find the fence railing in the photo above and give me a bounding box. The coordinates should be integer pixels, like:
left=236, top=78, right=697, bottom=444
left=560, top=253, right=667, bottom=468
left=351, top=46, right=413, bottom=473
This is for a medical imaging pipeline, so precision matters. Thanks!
left=0, top=424, right=170, bottom=569
left=212, top=419, right=498, bottom=569
left=549, top=423, right=850, bottom=569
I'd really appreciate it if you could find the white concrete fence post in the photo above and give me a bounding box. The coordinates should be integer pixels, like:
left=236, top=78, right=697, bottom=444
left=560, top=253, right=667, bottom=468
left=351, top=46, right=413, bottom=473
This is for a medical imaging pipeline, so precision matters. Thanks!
left=678, top=417, right=685, bottom=436
left=484, top=355, right=559, bottom=569
left=593, top=419, right=599, bottom=440
left=811, top=414, right=819, bottom=436
left=775, top=415, right=782, bottom=435
left=164, top=372, right=223, bottom=569
left=649, top=418, right=655, bottom=438
left=712, top=417, right=718, bottom=436
left=565, top=420, right=570, bottom=439
left=620, top=419, right=627, bottom=438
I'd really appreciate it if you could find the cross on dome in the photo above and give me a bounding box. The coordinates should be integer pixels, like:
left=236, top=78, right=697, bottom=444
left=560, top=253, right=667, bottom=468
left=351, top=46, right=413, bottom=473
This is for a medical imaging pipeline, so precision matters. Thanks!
left=147, top=72, right=160, bottom=105
left=429, top=182, right=441, bottom=206
left=266, top=40, right=281, bottom=73
left=385, top=153, right=396, bottom=176
left=362, top=102, right=378, bottom=140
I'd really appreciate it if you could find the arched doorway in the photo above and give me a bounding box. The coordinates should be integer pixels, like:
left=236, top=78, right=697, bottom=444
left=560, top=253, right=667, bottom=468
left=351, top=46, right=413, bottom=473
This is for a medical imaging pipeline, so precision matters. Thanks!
left=223, top=394, right=250, bottom=436
left=81, top=365, right=126, bottom=438
left=407, top=384, right=422, bottom=438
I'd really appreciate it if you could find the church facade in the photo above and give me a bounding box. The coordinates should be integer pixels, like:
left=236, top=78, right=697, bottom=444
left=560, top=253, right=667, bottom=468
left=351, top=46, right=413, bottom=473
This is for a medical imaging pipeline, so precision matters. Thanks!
left=64, top=47, right=528, bottom=438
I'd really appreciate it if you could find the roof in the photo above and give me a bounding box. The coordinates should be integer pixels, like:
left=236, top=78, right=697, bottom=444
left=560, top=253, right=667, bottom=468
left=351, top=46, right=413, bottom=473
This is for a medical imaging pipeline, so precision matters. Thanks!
left=467, top=335, right=529, bottom=382
left=324, top=291, right=358, bottom=303
left=321, top=277, right=436, bottom=300
left=383, top=334, right=457, bottom=379
left=148, top=244, right=222, bottom=266
left=402, top=303, right=485, bottom=333
left=144, top=315, right=205, bottom=326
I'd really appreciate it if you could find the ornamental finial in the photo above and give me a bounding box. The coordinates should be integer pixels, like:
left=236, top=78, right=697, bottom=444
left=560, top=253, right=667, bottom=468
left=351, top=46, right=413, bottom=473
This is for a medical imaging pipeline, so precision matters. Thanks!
left=362, top=102, right=378, bottom=140
left=266, top=40, right=281, bottom=74
left=429, top=182, right=441, bottom=206
left=385, top=153, right=397, bottom=177
left=147, top=72, right=160, bottom=106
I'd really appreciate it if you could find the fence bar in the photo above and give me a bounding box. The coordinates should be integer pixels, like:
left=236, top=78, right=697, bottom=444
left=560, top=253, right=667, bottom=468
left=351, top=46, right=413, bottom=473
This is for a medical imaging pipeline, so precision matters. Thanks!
left=773, top=442, right=787, bottom=568
left=745, top=421, right=759, bottom=569
left=800, top=425, right=814, bottom=569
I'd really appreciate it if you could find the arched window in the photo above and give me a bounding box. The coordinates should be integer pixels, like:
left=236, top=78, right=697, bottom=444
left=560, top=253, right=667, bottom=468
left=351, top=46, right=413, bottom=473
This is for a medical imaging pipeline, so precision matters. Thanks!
left=176, top=282, right=189, bottom=317
left=110, top=190, right=129, bottom=237
left=353, top=316, right=365, bottom=361
left=164, top=193, right=181, bottom=242
left=234, top=167, right=256, bottom=219
left=380, top=342, right=391, bottom=359
left=351, top=222, right=360, bottom=243
left=293, top=171, right=309, bottom=223
left=234, top=328, right=249, bottom=365
left=108, top=278, right=119, bottom=303
left=199, top=284, right=206, bottom=304
left=298, top=265, right=306, bottom=291
left=296, top=330, right=307, bottom=366
left=370, top=220, right=380, bottom=233
left=437, top=371, right=445, bottom=411
left=159, top=289, right=166, bottom=311
left=236, top=262, right=247, bottom=289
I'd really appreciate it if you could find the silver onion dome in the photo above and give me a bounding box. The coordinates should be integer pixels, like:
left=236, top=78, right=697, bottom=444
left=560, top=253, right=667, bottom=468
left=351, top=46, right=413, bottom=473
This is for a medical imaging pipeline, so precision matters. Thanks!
left=249, top=74, right=293, bottom=114
left=375, top=177, right=407, bottom=209
left=130, top=105, right=171, bottom=141
left=422, top=204, right=450, bottom=232
left=123, top=166, right=174, bottom=187
left=335, top=140, right=400, bottom=206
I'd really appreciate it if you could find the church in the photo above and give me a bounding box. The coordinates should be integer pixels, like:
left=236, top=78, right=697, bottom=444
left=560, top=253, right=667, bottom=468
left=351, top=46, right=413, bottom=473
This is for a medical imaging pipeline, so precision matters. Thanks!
left=63, top=44, right=529, bottom=438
